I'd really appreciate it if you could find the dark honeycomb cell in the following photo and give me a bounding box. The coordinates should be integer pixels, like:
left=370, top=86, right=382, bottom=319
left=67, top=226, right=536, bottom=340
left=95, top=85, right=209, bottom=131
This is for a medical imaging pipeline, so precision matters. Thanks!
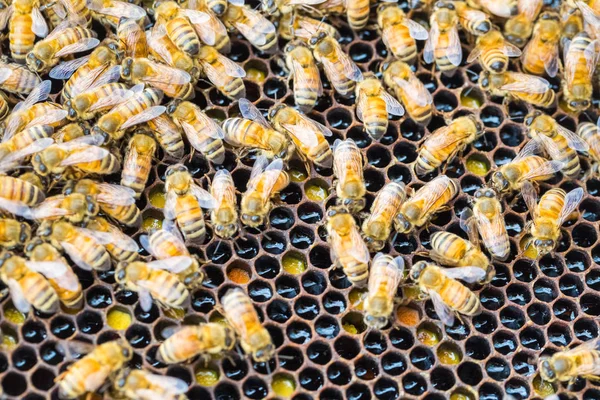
left=2, top=372, right=27, bottom=397
left=493, top=331, right=518, bottom=355
left=86, top=285, right=113, bottom=308
left=374, top=377, right=400, bottom=400
left=286, top=321, right=312, bottom=344
left=76, top=311, right=102, bottom=334
left=307, top=341, right=332, bottom=365
left=506, top=283, right=532, bottom=305
left=299, top=367, right=324, bottom=391
left=465, top=336, right=491, bottom=360
left=554, top=298, right=579, bottom=321
left=248, top=280, right=273, bottom=302
left=534, top=278, right=558, bottom=302
left=298, top=203, right=323, bottom=224
left=402, top=372, right=427, bottom=396
left=328, top=362, right=351, bottom=385
left=294, top=296, right=320, bottom=320
left=40, top=342, right=64, bottom=366
left=574, top=318, right=599, bottom=341
left=500, top=306, right=526, bottom=329
left=506, top=378, right=530, bottom=400
left=528, top=303, right=551, bottom=325
left=315, top=315, right=339, bottom=339
left=21, top=321, right=47, bottom=344
left=573, top=223, right=598, bottom=247
left=364, top=331, right=387, bottom=355
left=472, top=312, right=498, bottom=334
left=486, top=357, right=510, bottom=381
left=582, top=294, right=600, bottom=316
left=243, top=377, right=268, bottom=399
left=520, top=326, right=545, bottom=350
left=548, top=323, right=572, bottom=347
left=566, top=250, right=590, bottom=272
left=290, top=226, right=314, bottom=249
left=270, top=207, right=295, bottom=230
left=13, top=346, right=37, bottom=371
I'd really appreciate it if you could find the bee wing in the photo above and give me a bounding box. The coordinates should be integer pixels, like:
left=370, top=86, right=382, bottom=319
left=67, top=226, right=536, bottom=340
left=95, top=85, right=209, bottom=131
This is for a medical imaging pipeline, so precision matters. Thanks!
left=577, top=1, right=600, bottom=27
left=249, top=154, right=269, bottom=182
left=193, top=109, right=226, bottom=140
left=141, top=62, right=191, bottom=85
left=87, top=88, right=134, bottom=112
left=25, top=261, right=78, bottom=291
left=13, top=80, right=52, bottom=113
left=54, top=38, right=101, bottom=58
left=429, top=289, right=455, bottom=327
left=6, top=278, right=30, bottom=314
left=164, top=192, right=177, bottom=220
left=394, top=77, right=433, bottom=107
left=59, top=133, right=106, bottom=150
left=356, top=90, right=367, bottom=122
left=417, top=175, right=456, bottom=216
left=239, top=98, right=270, bottom=128
left=541, top=43, right=559, bottom=78
left=59, top=146, right=109, bottom=166
left=0, top=198, right=34, bottom=219
left=216, top=53, right=246, bottom=78
left=61, top=241, right=105, bottom=271
left=120, top=105, right=167, bottom=130
left=517, top=0, right=542, bottom=19
left=0, top=5, right=13, bottom=31
left=147, top=25, right=175, bottom=65
left=249, top=158, right=284, bottom=195
left=136, top=286, right=155, bottom=312
left=0, top=67, right=14, bottom=85
left=347, top=227, right=370, bottom=264
left=459, top=208, right=480, bottom=247
left=77, top=227, right=140, bottom=253
left=557, top=187, right=584, bottom=226
left=139, top=234, right=159, bottom=258
left=447, top=26, right=463, bottom=67
left=521, top=181, right=538, bottom=217
left=403, top=18, right=428, bottom=40
left=502, top=42, right=522, bottom=57
left=337, top=49, right=363, bottom=82
left=146, top=256, right=193, bottom=273
left=67, top=64, right=107, bottom=97
left=0, top=137, right=53, bottom=171
left=281, top=117, right=320, bottom=148
left=567, top=337, right=600, bottom=353
left=466, top=45, right=482, bottom=63
left=87, top=0, right=146, bottom=19
left=29, top=196, right=71, bottom=219
left=500, top=73, right=550, bottom=94
left=31, top=7, right=49, bottom=37
left=519, top=160, right=564, bottom=182
left=24, top=110, right=67, bottom=132
left=121, top=18, right=146, bottom=50
left=423, top=23, right=437, bottom=64
left=512, top=138, right=542, bottom=162
left=49, top=56, right=92, bottom=80
left=95, top=183, right=137, bottom=206
left=291, top=59, right=323, bottom=101
left=235, top=9, right=276, bottom=47
left=180, top=8, right=211, bottom=24
left=381, top=90, right=405, bottom=116
left=190, top=183, right=217, bottom=209
left=421, top=125, right=466, bottom=153
left=442, top=266, right=488, bottom=284
left=142, top=374, right=189, bottom=394
left=555, top=123, right=589, bottom=152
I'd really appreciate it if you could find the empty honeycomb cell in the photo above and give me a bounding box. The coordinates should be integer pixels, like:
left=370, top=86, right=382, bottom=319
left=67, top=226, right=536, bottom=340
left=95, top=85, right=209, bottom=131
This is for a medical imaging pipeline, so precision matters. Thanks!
left=329, top=269, right=352, bottom=290
left=433, top=90, right=458, bottom=112
left=581, top=199, right=600, bottom=222
left=214, top=382, right=240, bottom=400
left=294, top=296, right=320, bottom=320
left=506, top=378, right=530, bottom=400
left=76, top=311, right=102, bottom=334
left=327, top=108, right=353, bottom=130
left=500, top=124, right=524, bottom=147
left=349, top=42, right=373, bottom=63
left=513, top=260, right=538, bottom=283
left=115, top=289, right=138, bottom=306
left=393, top=141, right=418, bottom=164
left=587, top=269, right=600, bottom=291
left=346, top=127, right=372, bottom=150
left=334, top=335, right=361, bottom=360
left=581, top=294, right=600, bottom=316
left=500, top=306, right=526, bottom=330
left=573, top=224, right=598, bottom=247
left=299, top=367, right=324, bottom=391
left=429, top=367, right=455, bottom=391
left=233, top=237, right=260, bottom=260
left=203, top=266, right=225, bottom=289
left=493, top=331, right=518, bottom=355
left=364, top=169, right=385, bottom=193
left=243, top=377, right=268, bottom=399
left=286, top=321, right=311, bottom=345
left=32, top=367, right=55, bottom=391
left=367, top=145, right=392, bottom=168
left=486, top=357, right=510, bottom=381
left=575, top=318, right=599, bottom=342
left=540, top=255, right=565, bottom=277
left=267, top=300, right=291, bottom=323
left=21, top=320, right=46, bottom=344
left=298, top=203, right=324, bottom=226
left=278, top=347, right=303, bottom=372
left=248, top=280, right=273, bottom=303
left=560, top=274, right=584, bottom=297
left=445, top=319, right=471, bottom=341
left=528, top=303, right=552, bottom=326
left=520, top=326, right=546, bottom=350
left=588, top=179, right=600, bottom=197
left=12, top=346, right=37, bottom=371
left=512, top=352, right=536, bottom=377
left=400, top=119, right=426, bottom=142
left=322, top=291, right=346, bottom=315
left=255, top=255, right=280, bottom=279
left=534, top=278, right=558, bottom=302
left=393, top=234, right=418, bottom=254
left=457, top=361, right=483, bottom=386
left=39, top=342, right=64, bottom=366
left=465, top=336, right=491, bottom=360
left=276, top=276, right=300, bottom=299
left=126, top=325, right=151, bottom=348
left=372, top=377, right=399, bottom=400
left=327, top=362, right=352, bottom=386
left=252, top=357, right=278, bottom=375
left=566, top=250, right=590, bottom=273
left=2, top=372, right=27, bottom=397
left=264, top=78, right=287, bottom=100
left=145, top=346, right=166, bottom=369
left=305, top=341, right=331, bottom=366
left=86, top=286, right=113, bottom=309
left=553, top=298, right=579, bottom=321
left=134, top=303, right=159, bottom=324
left=548, top=323, right=572, bottom=347
left=480, top=287, right=505, bottom=311
left=301, top=271, right=326, bottom=296
left=402, top=372, right=427, bottom=396
left=410, top=346, right=435, bottom=371
left=191, top=290, right=215, bottom=314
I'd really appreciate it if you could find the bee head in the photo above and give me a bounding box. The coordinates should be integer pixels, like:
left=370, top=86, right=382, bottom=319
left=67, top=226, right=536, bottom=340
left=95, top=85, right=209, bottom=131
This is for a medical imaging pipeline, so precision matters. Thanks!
left=268, top=104, right=286, bottom=120
left=533, top=238, right=554, bottom=257
left=36, top=221, right=53, bottom=239
left=26, top=53, right=45, bottom=72
left=210, top=2, right=226, bottom=15
left=524, top=110, right=543, bottom=126
left=394, top=213, right=412, bottom=233
left=24, top=238, right=44, bottom=255
left=115, top=262, right=129, bottom=285
left=113, top=369, right=130, bottom=390
left=363, top=233, right=385, bottom=252
left=409, top=261, right=427, bottom=282
left=117, top=339, right=134, bottom=360
left=223, top=327, right=236, bottom=349
left=91, top=126, right=111, bottom=144
left=253, top=342, right=275, bottom=363
left=434, top=1, right=454, bottom=10
left=18, top=223, right=31, bottom=245
left=309, top=31, right=327, bottom=47
left=567, top=99, right=591, bottom=112
left=364, top=314, right=388, bottom=330
left=166, top=100, right=181, bottom=116
left=215, top=222, right=238, bottom=238
left=479, top=71, right=490, bottom=90
left=474, top=187, right=495, bottom=199
left=539, top=358, right=557, bottom=382
left=241, top=212, right=263, bottom=227
left=0, top=251, right=12, bottom=268
left=121, top=57, right=134, bottom=80
left=474, top=20, right=491, bottom=35
left=490, top=171, right=508, bottom=193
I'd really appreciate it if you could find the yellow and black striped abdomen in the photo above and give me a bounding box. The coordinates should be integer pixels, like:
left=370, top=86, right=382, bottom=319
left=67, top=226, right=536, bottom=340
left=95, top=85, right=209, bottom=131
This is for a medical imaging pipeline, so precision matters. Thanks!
left=186, top=120, right=225, bottom=163
left=536, top=188, right=565, bottom=221
left=206, top=58, right=246, bottom=99
left=363, top=96, right=389, bottom=140
left=327, top=56, right=356, bottom=97
left=62, top=65, right=93, bottom=101
left=384, top=25, right=417, bottom=64
left=22, top=272, right=59, bottom=313
left=434, top=33, right=457, bottom=73
left=416, top=134, right=466, bottom=175
left=149, top=230, right=182, bottom=258
left=438, top=277, right=480, bottom=315
left=0, top=176, right=44, bottom=205
left=146, top=115, right=184, bottom=159
left=121, top=142, right=154, bottom=198
left=431, top=232, right=468, bottom=261
left=58, top=358, right=104, bottom=398
left=175, top=193, right=207, bottom=241
left=572, top=350, right=600, bottom=376
left=578, top=122, right=600, bottom=163
left=337, top=253, right=369, bottom=285
left=292, top=63, right=320, bottom=112
left=5, top=124, right=53, bottom=153
left=513, top=87, right=555, bottom=107
left=54, top=27, right=96, bottom=54
left=10, top=13, right=35, bottom=63
left=223, top=118, right=269, bottom=150
left=76, top=154, right=120, bottom=175
left=101, top=203, right=141, bottom=228
left=150, top=270, right=189, bottom=308
left=547, top=133, right=580, bottom=178
left=71, top=235, right=111, bottom=271
left=481, top=47, right=508, bottom=73
left=167, top=17, right=200, bottom=57
left=346, top=0, right=370, bottom=30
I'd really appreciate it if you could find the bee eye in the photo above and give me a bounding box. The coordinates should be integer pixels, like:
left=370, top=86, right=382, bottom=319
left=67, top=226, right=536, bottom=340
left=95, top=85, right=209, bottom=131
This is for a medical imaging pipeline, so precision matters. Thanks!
left=486, top=190, right=493, bottom=197
left=251, top=215, right=260, bottom=222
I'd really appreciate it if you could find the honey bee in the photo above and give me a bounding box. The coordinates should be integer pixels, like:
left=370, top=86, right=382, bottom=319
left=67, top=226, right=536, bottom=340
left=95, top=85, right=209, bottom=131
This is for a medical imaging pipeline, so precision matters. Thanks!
left=503, top=0, right=543, bottom=48
left=363, top=253, right=405, bottom=329
left=41, top=0, right=91, bottom=30
left=345, top=0, right=369, bottom=30
left=326, top=206, right=370, bottom=285
left=424, top=1, right=462, bottom=74
left=26, top=20, right=100, bottom=73
left=222, top=288, right=275, bottom=362
left=377, top=1, right=428, bottom=64
left=0, top=252, right=59, bottom=314
left=145, top=115, right=185, bottom=159
left=309, top=31, right=363, bottom=96
left=0, top=218, right=31, bottom=249
left=55, top=339, right=133, bottom=399
left=462, top=187, right=510, bottom=261
left=0, top=175, right=45, bottom=206
left=283, top=40, right=322, bottom=112
left=467, top=0, right=517, bottom=18
left=454, top=1, right=491, bottom=36
left=479, top=70, right=556, bottom=108
left=157, top=323, right=236, bottom=363
left=117, top=18, right=148, bottom=58
left=395, top=175, right=459, bottom=234
left=32, top=134, right=120, bottom=177
left=147, top=25, right=199, bottom=80
left=24, top=238, right=83, bottom=309
left=0, top=125, right=54, bottom=163
left=121, top=134, right=156, bottom=199
left=361, top=182, right=407, bottom=251
left=166, top=100, right=226, bottom=164
left=93, top=86, right=166, bottom=142
left=53, top=122, right=91, bottom=143
left=539, top=338, right=600, bottom=384
left=154, top=1, right=203, bottom=57
left=210, top=169, right=239, bottom=239
left=115, top=257, right=193, bottom=311
left=240, top=156, right=289, bottom=227
left=25, top=193, right=99, bottom=223
left=577, top=119, right=600, bottom=175
left=83, top=217, right=139, bottom=263
left=196, top=45, right=246, bottom=99
left=281, top=12, right=339, bottom=42
left=121, top=57, right=194, bottom=100
left=0, top=61, right=41, bottom=95
left=355, top=73, right=405, bottom=140
left=415, top=115, right=484, bottom=176
left=37, top=220, right=112, bottom=271
left=521, top=12, right=561, bottom=77
left=522, top=181, right=584, bottom=257
left=165, top=164, right=216, bottom=241
left=410, top=261, right=485, bottom=326
left=525, top=112, right=589, bottom=178
left=268, top=103, right=334, bottom=168
left=113, top=368, right=189, bottom=400
left=429, top=231, right=494, bottom=283
left=179, top=0, right=231, bottom=53
left=223, top=99, right=293, bottom=161
left=332, top=139, right=365, bottom=212
left=574, top=0, right=600, bottom=38
left=0, top=0, right=50, bottom=64
left=87, top=0, right=146, bottom=29
left=140, top=221, right=204, bottom=288
left=561, top=7, right=584, bottom=41
left=381, top=60, right=433, bottom=125
left=222, top=4, right=278, bottom=53
left=562, top=32, right=598, bottom=113
left=467, top=30, right=522, bottom=73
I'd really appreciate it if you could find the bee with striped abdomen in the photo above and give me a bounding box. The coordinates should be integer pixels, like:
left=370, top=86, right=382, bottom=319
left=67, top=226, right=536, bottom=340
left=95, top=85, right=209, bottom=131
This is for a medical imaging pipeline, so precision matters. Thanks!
left=467, top=29, right=522, bottom=73
left=157, top=323, right=236, bottom=363
left=179, top=0, right=232, bottom=53
left=0, top=61, right=40, bottom=95
left=121, top=134, right=156, bottom=199
left=221, top=4, right=278, bottom=54
left=147, top=24, right=199, bottom=80
left=283, top=40, right=322, bottom=112
left=479, top=70, right=556, bottom=108
left=577, top=119, right=600, bottom=176
left=197, top=45, right=246, bottom=99
left=87, top=0, right=145, bottom=29
left=561, top=32, right=598, bottom=113
left=466, top=0, right=517, bottom=18
left=521, top=11, right=561, bottom=77
left=424, top=1, right=462, bottom=75
left=26, top=193, right=99, bottom=224
left=363, top=253, right=405, bottom=329
left=210, top=169, right=239, bottom=239
left=83, top=217, right=139, bottom=263
left=362, top=182, right=406, bottom=251
left=332, top=139, right=366, bottom=212
left=503, top=0, right=543, bottom=47
left=113, top=368, right=189, bottom=400
left=0, top=218, right=31, bottom=249
left=0, top=175, right=45, bottom=207
left=116, top=17, right=147, bottom=58
left=0, top=0, right=49, bottom=64
left=377, top=1, right=428, bottom=64
left=454, top=1, right=491, bottom=36
left=345, top=0, right=369, bottom=30
left=539, top=338, right=600, bottom=384
left=121, top=57, right=194, bottom=100
left=154, top=1, right=202, bottom=57
left=0, top=125, right=54, bottom=163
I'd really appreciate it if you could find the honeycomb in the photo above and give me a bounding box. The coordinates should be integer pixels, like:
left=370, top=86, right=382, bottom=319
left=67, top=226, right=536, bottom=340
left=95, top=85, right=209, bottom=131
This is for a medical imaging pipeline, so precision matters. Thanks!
left=0, top=0, right=600, bottom=399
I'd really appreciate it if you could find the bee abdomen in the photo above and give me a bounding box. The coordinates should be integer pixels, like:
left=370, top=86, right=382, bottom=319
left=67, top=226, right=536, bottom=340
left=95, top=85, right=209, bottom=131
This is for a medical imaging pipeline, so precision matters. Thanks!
left=168, top=18, right=200, bottom=57
left=431, top=232, right=465, bottom=260
left=363, top=104, right=389, bottom=140
left=481, top=48, right=508, bottom=73
left=102, top=204, right=141, bottom=227
left=386, top=26, right=417, bottom=63
left=347, top=0, right=370, bottom=30
left=9, top=14, right=35, bottom=63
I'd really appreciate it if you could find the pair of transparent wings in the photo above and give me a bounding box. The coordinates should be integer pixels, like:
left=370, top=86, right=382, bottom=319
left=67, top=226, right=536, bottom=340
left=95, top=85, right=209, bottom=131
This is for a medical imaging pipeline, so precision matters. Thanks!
left=521, top=181, right=584, bottom=227
left=503, top=139, right=565, bottom=184
left=164, top=182, right=218, bottom=220
left=424, top=23, right=462, bottom=67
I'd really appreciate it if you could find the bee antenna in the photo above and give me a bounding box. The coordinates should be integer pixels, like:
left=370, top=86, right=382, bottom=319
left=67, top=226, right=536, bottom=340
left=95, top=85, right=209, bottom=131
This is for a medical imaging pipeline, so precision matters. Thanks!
left=277, top=354, right=295, bottom=360
left=462, top=85, right=474, bottom=98
left=213, top=239, right=222, bottom=256
left=464, top=69, right=479, bottom=79
left=266, top=360, right=272, bottom=375
left=558, top=114, right=568, bottom=122
left=581, top=111, right=594, bottom=122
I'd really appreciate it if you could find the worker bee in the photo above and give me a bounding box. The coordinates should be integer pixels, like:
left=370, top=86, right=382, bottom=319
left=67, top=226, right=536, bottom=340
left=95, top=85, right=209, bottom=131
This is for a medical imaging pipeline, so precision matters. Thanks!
left=410, top=261, right=485, bottom=326
left=140, top=222, right=204, bottom=288
left=326, top=206, right=370, bottom=286
left=0, top=61, right=40, bottom=95
left=121, top=57, right=194, bottom=99
left=210, top=169, right=239, bottom=239
left=24, top=238, right=83, bottom=309
left=52, top=122, right=90, bottom=144
left=479, top=70, right=556, bottom=108
left=454, top=1, right=491, bottom=36
left=115, top=257, right=192, bottom=311
left=521, top=12, right=561, bottom=77
left=26, top=19, right=100, bottom=73
left=55, top=339, right=133, bottom=399
left=87, top=0, right=146, bottom=29
left=0, top=218, right=31, bottom=249
left=283, top=40, right=322, bottom=112
left=121, top=134, right=156, bottom=199
left=0, top=175, right=45, bottom=206
left=117, top=18, right=148, bottom=58
left=467, top=30, right=522, bottom=73
left=355, top=72, right=405, bottom=140
left=395, top=175, right=459, bottom=234
left=179, top=0, right=231, bottom=53
left=362, top=182, right=407, bottom=251
left=147, top=24, right=199, bottom=80
left=572, top=1, right=600, bottom=39
left=25, top=193, right=99, bottom=224
left=309, top=31, right=363, bottom=96
left=37, top=220, right=112, bottom=271
left=467, top=0, right=517, bottom=18
left=561, top=7, right=584, bottom=41
left=165, top=164, right=216, bottom=241
left=32, top=134, right=120, bottom=177
left=41, top=0, right=92, bottom=30
left=196, top=45, right=246, bottom=99
left=429, top=231, right=494, bottom=283
left=539, top=338, right=600, bottom=384
left=154, top=1, right=203, bottom=57
left=424, top=1, right=462, bottom=75
left=332, top=139, right=366, bottom=212
left=222, top=288, right=275, bottom=362
left=503, top=0, right=543, bottom=47
left=381, top=60, right=433, bottom=125
left=241, top=156, right=289, bottom=228
left=363, top=253, right=405, bottom=329
left=157, top=323, right=237, bottom=363
left=145, top=115, right=185, bottom=159
left=462, top=187, right=510, bottom=261
left=222, top=4, right=277, bottom=54
left=562, top=32, right=598, bottom=113
left=0, top=0, right=49, bottom=64
left=223, top=99, right=293, bottom=161
left=377, top=1, right=428, bottom=64
left=522, top=182, right=584, bottom=257
left=0, top=252, right=59, bottom=314
left=0, top=125, right=54, bottom=163
left=345, top=0, right=369, bottom=30
left=415, top=115, right=484, bottom=176
left=489, top=139, right=565, bottom=195
left=282, top=12, right=339, bottom=43
left=166, top=100, right=226, bottom=164
left=525, top=112, right=589, bottom=178
left=93, top=86, right=166, bottom=142
left=84, top=217, right=139, bottom=263
left=113, top=368, right=189, bottom=400
left=577, top=119, right=600, bottom=175
left=268, top=102, right=334, bottom=168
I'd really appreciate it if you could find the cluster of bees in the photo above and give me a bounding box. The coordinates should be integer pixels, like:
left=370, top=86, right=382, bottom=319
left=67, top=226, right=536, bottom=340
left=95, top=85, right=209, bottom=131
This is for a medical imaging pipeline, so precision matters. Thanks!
left=0, top=0, right=595, bottom=396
